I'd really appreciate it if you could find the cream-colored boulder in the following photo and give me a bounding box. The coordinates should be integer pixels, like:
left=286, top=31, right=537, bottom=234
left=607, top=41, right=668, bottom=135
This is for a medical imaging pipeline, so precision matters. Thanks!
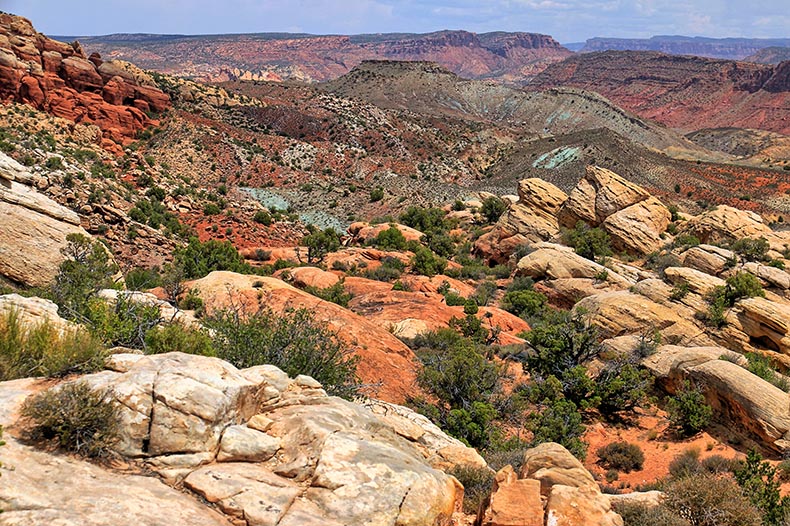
left=602, top=197, right=670, bottom=255
left=681, top=244, right=734, bottom=276
left=515, top=243, right=631, bottom=286
left=558, top=166, right=650, bottom=227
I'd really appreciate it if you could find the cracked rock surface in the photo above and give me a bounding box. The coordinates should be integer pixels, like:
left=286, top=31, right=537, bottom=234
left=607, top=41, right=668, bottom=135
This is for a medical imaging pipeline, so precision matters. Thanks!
left=0, top=352, right=482, bottom=525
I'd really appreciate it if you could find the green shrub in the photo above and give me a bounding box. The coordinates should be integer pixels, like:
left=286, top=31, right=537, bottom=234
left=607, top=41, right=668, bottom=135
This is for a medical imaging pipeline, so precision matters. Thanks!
left=524, top=309, right=601, bottom=380
left=732, top=237, right=770, bottom=262
left=369, top=187, right=384, bottom=202
left=428, top=233, right=456, bottom=259
left=399, top=206, right=448, bottom=236
left=372, top=226, right=407, bottom=251
left=363, top=257, right=404, bottom=282
left=745, top=353, right=790, bottom=391
left=667, top=381, right=713, bottom=436
left=410, top=246, right=447, bottom=277
left=669, top=448, right=702, bottom=479
left=595, top=360, right=652, bottom=418
left=179, top=287, right=204, bottom=313
left=448, top=465, right=495, bottom=514
left=706, top=272, right=765, bottom=327
left=86, top=295, right=162, bottom=349
left=528, top=397, right=586, bottom=460
left=500, top=290, right=547, bottom=319
left=124, top=267, right=162, bottom=291
left=144, top=322, right=215, bottom=356
left=175, top=237, right=251, bottom=279
left=21, top=381, right=119, bottom=457
left=480, top=197, right=506, bottom=224
left=507, top=276, right=535, bottom=293
left=471, top=280, right=498, bottom=307
left=302, top=228, right=341, bottom=264
left=203, top=203, right=221, bottom=215
left=735, top=449, right=790, bottom=526
left=445, top=292, right=467, bottom=307
left=52, top=233, right=119, bottom=319
left=616, top=501, right=689, bottom=526
left=304, top=280, right=352, bottom=308
left=0, top=310, right=106, bottom=380
left=596, top=441, right=645, bottom=473
left=563, top=222, right=612, bottom=261
left=206, top=308, right=360, bottom=399
left=671, top=234, right=701, bottom=250
left=253, top=210, right=273, bottom=226
left=669, top=282, right=689, bottom=301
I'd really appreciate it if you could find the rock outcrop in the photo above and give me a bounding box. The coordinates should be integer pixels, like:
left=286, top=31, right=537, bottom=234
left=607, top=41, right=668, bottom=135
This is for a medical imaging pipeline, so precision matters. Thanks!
left=477, top=442, right=622, bottom=526
left=474, top=179, right=566, bottom=264
left=0, top=152, right=91, bottom=287
left=1, top=352, right=481, bottom=525
left=0, top=13, right=169, bottom=145
left=558, top=166, right=670, bottom=255
left=644, top=345, right=790, bottom=452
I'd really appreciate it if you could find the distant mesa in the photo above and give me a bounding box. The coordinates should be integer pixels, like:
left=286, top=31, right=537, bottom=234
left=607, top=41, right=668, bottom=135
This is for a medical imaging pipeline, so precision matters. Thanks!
left=579, top=35, right=790, bottom=60
left=63, top=29, right=573, bottom=85
left=530, top=50, right=790, bottom=134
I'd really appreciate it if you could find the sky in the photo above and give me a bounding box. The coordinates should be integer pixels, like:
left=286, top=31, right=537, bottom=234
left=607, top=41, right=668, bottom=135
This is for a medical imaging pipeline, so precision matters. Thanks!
left=2, top=0, right=789, bottom=43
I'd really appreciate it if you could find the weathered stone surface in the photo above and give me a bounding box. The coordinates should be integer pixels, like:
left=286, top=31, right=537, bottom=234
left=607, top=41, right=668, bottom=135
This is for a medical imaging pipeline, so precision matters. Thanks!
left=545, top=485, right=623, bottom=526
left=727, top=297, right=790, bottom=355
left=279, top=266, right=340, bottom=289
left=681, top=244, right=734, bottom=275
left=0, top=152, right=91, bottom=287
left=0, top=13, right=169, bottom=144
left=515, top=242, right=631, bottom=286
left=576, top=290, right=713, bottom=346
left=2, top=352, right=475, bottom=526
left=477, top=466, right=543, bottom=526
left=602, top=196, right=670, bottom=255
left=681, top=205, right=772, bottom=245
left=558, top=166, right=650, bottom=227
left=217, top=424, right=281, bottom=462
left=519, top=442, right=597, bottom=495
left=664, top=266, right=726, bottom=295
left=0, top=293, right=73, bottom=332
left=474, top=178, right=566, bottom=264
left=744, top=262, right=790, bottom=290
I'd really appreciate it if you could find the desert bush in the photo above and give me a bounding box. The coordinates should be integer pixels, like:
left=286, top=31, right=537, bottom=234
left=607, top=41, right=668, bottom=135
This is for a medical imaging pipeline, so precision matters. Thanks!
left=745, top=353, right=790, bottom=392
left=732, top=237, right=770, bottom=262
left=52, top=233, right=119, bottom=320
left=302, top=228, right=341, bottom=264
left=206, top=307, right=359, bottom=399
left=144, top=322, right=215, bottom=356
left=664, top=473, right=761, bottom=526
left=616, top=501, right=689, bottom=526
left=364, top=257, right=405, bottom=282
left=444, top=292, right=467, bottom=306
left=563, top=221, right=612, bottom=261
left=735, top=449, right=790, bottom=526
left=124, top=266, right=162, bottom=291
left=371, top=225, right=408, bottom=251
left=304, top=280, right=352, bottom=308
left=671, top=234, right=701, bottom=250
left=595, top=358, right=652, bottom=418
left=399, top=206, right=448, bottom=236
left=21, top=381, right=119, bottom=457
left=175, top=237, right=251, bottom=279
left=253, top=210, right=272, bottom=226
left=449, top=465, right=495, bottom=514
left=706, top=272, right=764, bottom=327
left=524, top=309, right=601, bottom=380
left=597, top=441, right=645, bottom=473
left=667, top=381, right=713, bottom=436
left=86, top=295, right=161, bottom=349
left=528, top=397, right=586, bottom=459
left=480, top=197, right=506, bottom=224
left=669, top=448, right=703, bottom=479
left=410, top=246, right=447, bottom=277
left=369, top=186, right=384, bottom=202
left=471, top=279, right=498, bottom=307
left=500, top=289, right=547, bottom=319
left=0, top=310, right=106, bottom=380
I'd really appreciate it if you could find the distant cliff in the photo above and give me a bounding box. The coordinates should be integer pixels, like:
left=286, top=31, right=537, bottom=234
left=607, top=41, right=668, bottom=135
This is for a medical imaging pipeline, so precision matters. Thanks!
left=580, top=35, right=790, bottom=60
left=63, top=30, right=573, bottom=84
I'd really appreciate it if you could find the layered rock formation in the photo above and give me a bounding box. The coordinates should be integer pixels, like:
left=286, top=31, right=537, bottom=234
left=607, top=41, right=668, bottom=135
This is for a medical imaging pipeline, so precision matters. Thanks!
left=0, top=14, right=169, bottom=144
left=530, top=51, right=790, bottom=134
left=0, top=152, right=91, bottom=287
left=0, top=351, right=484, bottom=525
left=71, top=29, right=572, bottom=85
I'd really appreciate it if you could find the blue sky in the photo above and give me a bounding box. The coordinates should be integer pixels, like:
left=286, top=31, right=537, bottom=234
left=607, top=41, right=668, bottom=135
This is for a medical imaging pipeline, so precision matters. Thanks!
left=3, top=0, right=788, bottom=43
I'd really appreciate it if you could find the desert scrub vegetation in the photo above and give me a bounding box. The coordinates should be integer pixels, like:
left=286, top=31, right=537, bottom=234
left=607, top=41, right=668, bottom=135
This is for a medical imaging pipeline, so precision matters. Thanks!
left=205, top=307, right=360, bottom=399
left=0, top=310, right=106, bottom=380
left=596, top=441, right=645, bottom=473
left=666, top=381, right=713, bottom=436
left=144, top=322, right=215, bottom=356
left=705, top=271, right=764, bottom=327
left=303, top=280, right=353, bottom=308
left=562, top=221, right=612, bottom=262
left=21, top=381, right=119, bottom=457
